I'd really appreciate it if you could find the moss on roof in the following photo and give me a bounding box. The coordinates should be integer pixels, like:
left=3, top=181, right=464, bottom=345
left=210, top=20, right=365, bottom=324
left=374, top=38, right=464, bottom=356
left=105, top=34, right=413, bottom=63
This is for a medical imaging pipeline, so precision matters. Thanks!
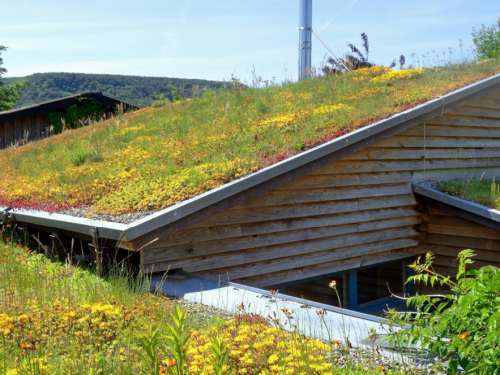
left=1, top=61, right=500, bottom=215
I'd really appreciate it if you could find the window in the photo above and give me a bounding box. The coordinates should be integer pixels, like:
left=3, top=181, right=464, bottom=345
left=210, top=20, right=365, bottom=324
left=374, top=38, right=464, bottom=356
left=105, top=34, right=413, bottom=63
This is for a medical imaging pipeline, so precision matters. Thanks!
left=285, top=274, right=347, bottom=307
left=276, top=259, right=413, bottom=314
left=357, top=262, right=404, bottom=306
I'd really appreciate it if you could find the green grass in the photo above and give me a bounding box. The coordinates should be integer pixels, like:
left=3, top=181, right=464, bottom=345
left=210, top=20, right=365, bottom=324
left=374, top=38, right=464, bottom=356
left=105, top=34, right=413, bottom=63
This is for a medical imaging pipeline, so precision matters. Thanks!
left=437, top=177, right=500, bottom=210
left=1, top=61, right=500, bottom=215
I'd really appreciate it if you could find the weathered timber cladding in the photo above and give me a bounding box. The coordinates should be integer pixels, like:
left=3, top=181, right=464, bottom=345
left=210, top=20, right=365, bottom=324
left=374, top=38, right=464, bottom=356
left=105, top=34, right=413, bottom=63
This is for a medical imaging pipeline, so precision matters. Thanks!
left=140, top=92, right=500, bottom=287
left=0, top=114, right=51, bottom=149
left=417, top=207, right=500, bottom=293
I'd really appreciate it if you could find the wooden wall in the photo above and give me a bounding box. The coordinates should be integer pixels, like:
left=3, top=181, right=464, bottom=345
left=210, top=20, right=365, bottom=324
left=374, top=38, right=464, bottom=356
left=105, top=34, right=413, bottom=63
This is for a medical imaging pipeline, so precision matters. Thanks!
left=0, top=114, right=51, bottom=149
left=417, top=207, right=500, bottom=293
left=140, top=91, right=500, bottom=288
left=426, top=208, right=500, bottom=273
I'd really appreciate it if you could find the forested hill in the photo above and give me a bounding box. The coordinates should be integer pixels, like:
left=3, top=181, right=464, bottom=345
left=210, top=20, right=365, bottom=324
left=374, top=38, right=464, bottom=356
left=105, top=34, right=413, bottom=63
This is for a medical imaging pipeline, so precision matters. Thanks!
left=2, top=73, right=225, bottom=108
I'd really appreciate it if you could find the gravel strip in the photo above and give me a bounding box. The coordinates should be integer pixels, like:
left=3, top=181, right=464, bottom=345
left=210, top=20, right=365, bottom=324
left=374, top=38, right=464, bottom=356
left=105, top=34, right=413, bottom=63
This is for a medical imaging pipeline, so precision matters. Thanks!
left=57, top=206, right=156, bottom=224
left=417, top=179, right=442, bottom=190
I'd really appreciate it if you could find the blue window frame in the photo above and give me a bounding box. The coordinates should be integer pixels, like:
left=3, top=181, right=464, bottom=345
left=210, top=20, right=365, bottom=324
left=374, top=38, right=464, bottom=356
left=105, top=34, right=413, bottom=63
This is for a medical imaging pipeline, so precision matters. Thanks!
left=271, top=257, right=415, bottom=314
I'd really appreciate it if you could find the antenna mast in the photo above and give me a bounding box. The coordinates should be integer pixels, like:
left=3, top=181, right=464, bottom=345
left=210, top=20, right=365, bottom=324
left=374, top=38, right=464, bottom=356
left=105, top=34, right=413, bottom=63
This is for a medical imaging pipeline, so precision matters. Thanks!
left=298, top=0, right=312, bottom=80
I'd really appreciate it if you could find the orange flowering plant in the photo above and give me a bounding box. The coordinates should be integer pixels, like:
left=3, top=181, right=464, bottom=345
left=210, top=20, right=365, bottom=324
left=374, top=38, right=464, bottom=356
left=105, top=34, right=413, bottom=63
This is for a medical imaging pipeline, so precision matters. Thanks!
left=385, top=250, right=500, bottom=374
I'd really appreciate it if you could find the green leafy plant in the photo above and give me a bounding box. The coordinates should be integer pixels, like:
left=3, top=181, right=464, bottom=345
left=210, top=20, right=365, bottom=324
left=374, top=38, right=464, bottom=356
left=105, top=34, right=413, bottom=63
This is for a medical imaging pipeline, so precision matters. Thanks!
left=137, top=328, right=164, bottom=375
left=46, top=97, right=110, bottom=134
left=472, top=18, right=500, bottom=60
left=0, top=45, right=27, bottom=111
left=386, top=250, right=500, bottom=374
left=165, top=305, right=191, bottom=375
left=208, top=334, right=228, bottom=375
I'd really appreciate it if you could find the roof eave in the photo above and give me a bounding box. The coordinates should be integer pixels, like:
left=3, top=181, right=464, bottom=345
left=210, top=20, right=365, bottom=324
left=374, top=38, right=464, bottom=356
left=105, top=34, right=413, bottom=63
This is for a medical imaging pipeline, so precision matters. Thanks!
left=0, top=92, right=137, bottom=124
left=412, top=182, right=500, bottom=230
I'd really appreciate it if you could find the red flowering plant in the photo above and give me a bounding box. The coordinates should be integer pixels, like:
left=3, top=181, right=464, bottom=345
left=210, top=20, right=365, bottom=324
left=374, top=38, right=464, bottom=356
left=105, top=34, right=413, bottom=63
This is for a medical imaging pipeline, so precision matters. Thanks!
left=385, top=250, right=500, bottom=374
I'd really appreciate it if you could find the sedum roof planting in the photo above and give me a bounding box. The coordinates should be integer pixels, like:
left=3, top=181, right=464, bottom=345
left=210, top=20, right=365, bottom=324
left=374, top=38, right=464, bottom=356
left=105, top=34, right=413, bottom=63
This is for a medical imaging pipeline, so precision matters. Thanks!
left=1, top=61, right=500, bottom=217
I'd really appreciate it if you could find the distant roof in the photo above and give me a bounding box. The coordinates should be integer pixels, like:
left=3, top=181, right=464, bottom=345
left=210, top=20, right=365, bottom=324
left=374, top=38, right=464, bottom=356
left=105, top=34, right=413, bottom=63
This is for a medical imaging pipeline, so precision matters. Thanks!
left=0, top=92, right=137, bottom=125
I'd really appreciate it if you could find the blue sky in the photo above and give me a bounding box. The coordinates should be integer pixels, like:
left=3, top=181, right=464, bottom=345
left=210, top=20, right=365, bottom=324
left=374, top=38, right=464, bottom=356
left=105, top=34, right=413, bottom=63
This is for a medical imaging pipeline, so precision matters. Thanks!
left=2, top=0, right=499, bottom=83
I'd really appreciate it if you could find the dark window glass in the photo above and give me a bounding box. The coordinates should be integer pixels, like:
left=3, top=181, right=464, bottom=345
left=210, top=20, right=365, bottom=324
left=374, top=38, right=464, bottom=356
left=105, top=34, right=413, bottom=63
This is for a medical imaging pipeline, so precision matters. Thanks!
left=357, top=262, right=403, bottom=305
left=285, top=275, right=347, bottom=307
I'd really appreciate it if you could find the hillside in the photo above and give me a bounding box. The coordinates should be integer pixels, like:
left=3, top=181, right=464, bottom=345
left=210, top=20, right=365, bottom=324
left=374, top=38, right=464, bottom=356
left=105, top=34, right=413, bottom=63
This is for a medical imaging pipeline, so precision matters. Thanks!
left=1, top=72, right=225, bottom=108
left=1, top=60, right=500, bottom=217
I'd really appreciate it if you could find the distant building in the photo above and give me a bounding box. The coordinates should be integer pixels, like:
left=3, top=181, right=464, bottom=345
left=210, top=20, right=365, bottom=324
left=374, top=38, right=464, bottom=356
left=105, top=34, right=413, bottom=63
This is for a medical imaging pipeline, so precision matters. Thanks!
left=0, top=92, right=136, bottom=149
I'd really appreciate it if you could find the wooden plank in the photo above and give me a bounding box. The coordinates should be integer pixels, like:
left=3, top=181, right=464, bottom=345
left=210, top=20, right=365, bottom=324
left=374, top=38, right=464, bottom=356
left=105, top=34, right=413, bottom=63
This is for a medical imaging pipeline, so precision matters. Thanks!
left=13, top=119, right=22, bottom=145
left=150, top=206, right=420, bottom=247
left=22, top=117, right=31, bottom=143
left=427, top=233, right=500, bottom=251
left=31, top=115, right=39, bottom=139
left=428, top=115, right=500, bottom=128
left=374, top=136, right=500, bottom=148
left=311, top=158, right=500, bottom=174
left=344, top=147, right=500, bottom=160
left=36, top=115, right=43, bottom=138
left=195, top=194, right=416, bottom=227
left=143, top=217, right=421, bottom=270
left=235, top=245, right=425, bottom=288
left=427, top=207, right=453, bottom=216
left=427, top=214, right=482, bottom=227
left=40, top=115, right=50, bottom=138
left=3, top=121, right=13, bottom=147
left=0, top=124, right=4, bottom=148
left=449, top=106, right=500, bottom=119
left=240, top=184, right=411, bottom=207
left=466, top=97, right=500, bottom=111
left=404, top=125, right=500, bottom=138
left=200, top=230, right=421, bottom=281
left=428, top=224, right=500, bottom=240
left=429, top=244, right=500, bottom=264
left=279, top=172, right=411, bottom=190
left=433, top=255, right=495, bottom=269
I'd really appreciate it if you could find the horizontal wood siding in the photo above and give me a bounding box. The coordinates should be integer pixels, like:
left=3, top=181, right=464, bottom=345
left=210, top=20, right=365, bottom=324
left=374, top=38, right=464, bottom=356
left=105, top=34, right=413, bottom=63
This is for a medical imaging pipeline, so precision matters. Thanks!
left=0, top=114, right=51, bottom=149
left=419, top=207, right=500, bottom=293
left=142, top=168, right=424, bottom=286
left=140, top=92, right=500, bottom=287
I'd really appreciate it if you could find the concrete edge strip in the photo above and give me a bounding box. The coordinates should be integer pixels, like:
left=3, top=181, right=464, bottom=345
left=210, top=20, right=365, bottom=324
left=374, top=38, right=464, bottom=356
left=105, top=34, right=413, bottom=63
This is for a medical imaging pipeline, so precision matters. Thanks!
left=178, top=270, right=387, bottom=324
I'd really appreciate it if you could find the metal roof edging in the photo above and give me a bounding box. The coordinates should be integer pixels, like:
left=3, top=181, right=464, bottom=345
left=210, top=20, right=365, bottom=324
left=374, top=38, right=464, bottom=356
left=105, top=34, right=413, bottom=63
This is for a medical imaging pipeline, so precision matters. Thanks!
left=0, top=208, right=127, bottom=241
left=412, top=182, right=500, bottom=224
left=1, top=73, right=500, bottom=243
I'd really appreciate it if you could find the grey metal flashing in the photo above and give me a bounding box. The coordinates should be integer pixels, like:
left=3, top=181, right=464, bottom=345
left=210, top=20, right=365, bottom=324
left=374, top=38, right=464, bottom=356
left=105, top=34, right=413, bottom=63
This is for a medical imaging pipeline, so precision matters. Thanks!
left=412, top=182, right=500, bottom=229
left=2, top=73, right=500, bottom=244
left=0, top=208, right=127, bottom=241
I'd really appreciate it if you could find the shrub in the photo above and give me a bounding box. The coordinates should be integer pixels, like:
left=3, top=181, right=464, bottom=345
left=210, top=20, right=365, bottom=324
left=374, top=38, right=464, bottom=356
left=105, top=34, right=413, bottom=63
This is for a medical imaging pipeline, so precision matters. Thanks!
left=472, top=18, right=500, bottom=60
left=386, top=250, right=500, bottom=374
